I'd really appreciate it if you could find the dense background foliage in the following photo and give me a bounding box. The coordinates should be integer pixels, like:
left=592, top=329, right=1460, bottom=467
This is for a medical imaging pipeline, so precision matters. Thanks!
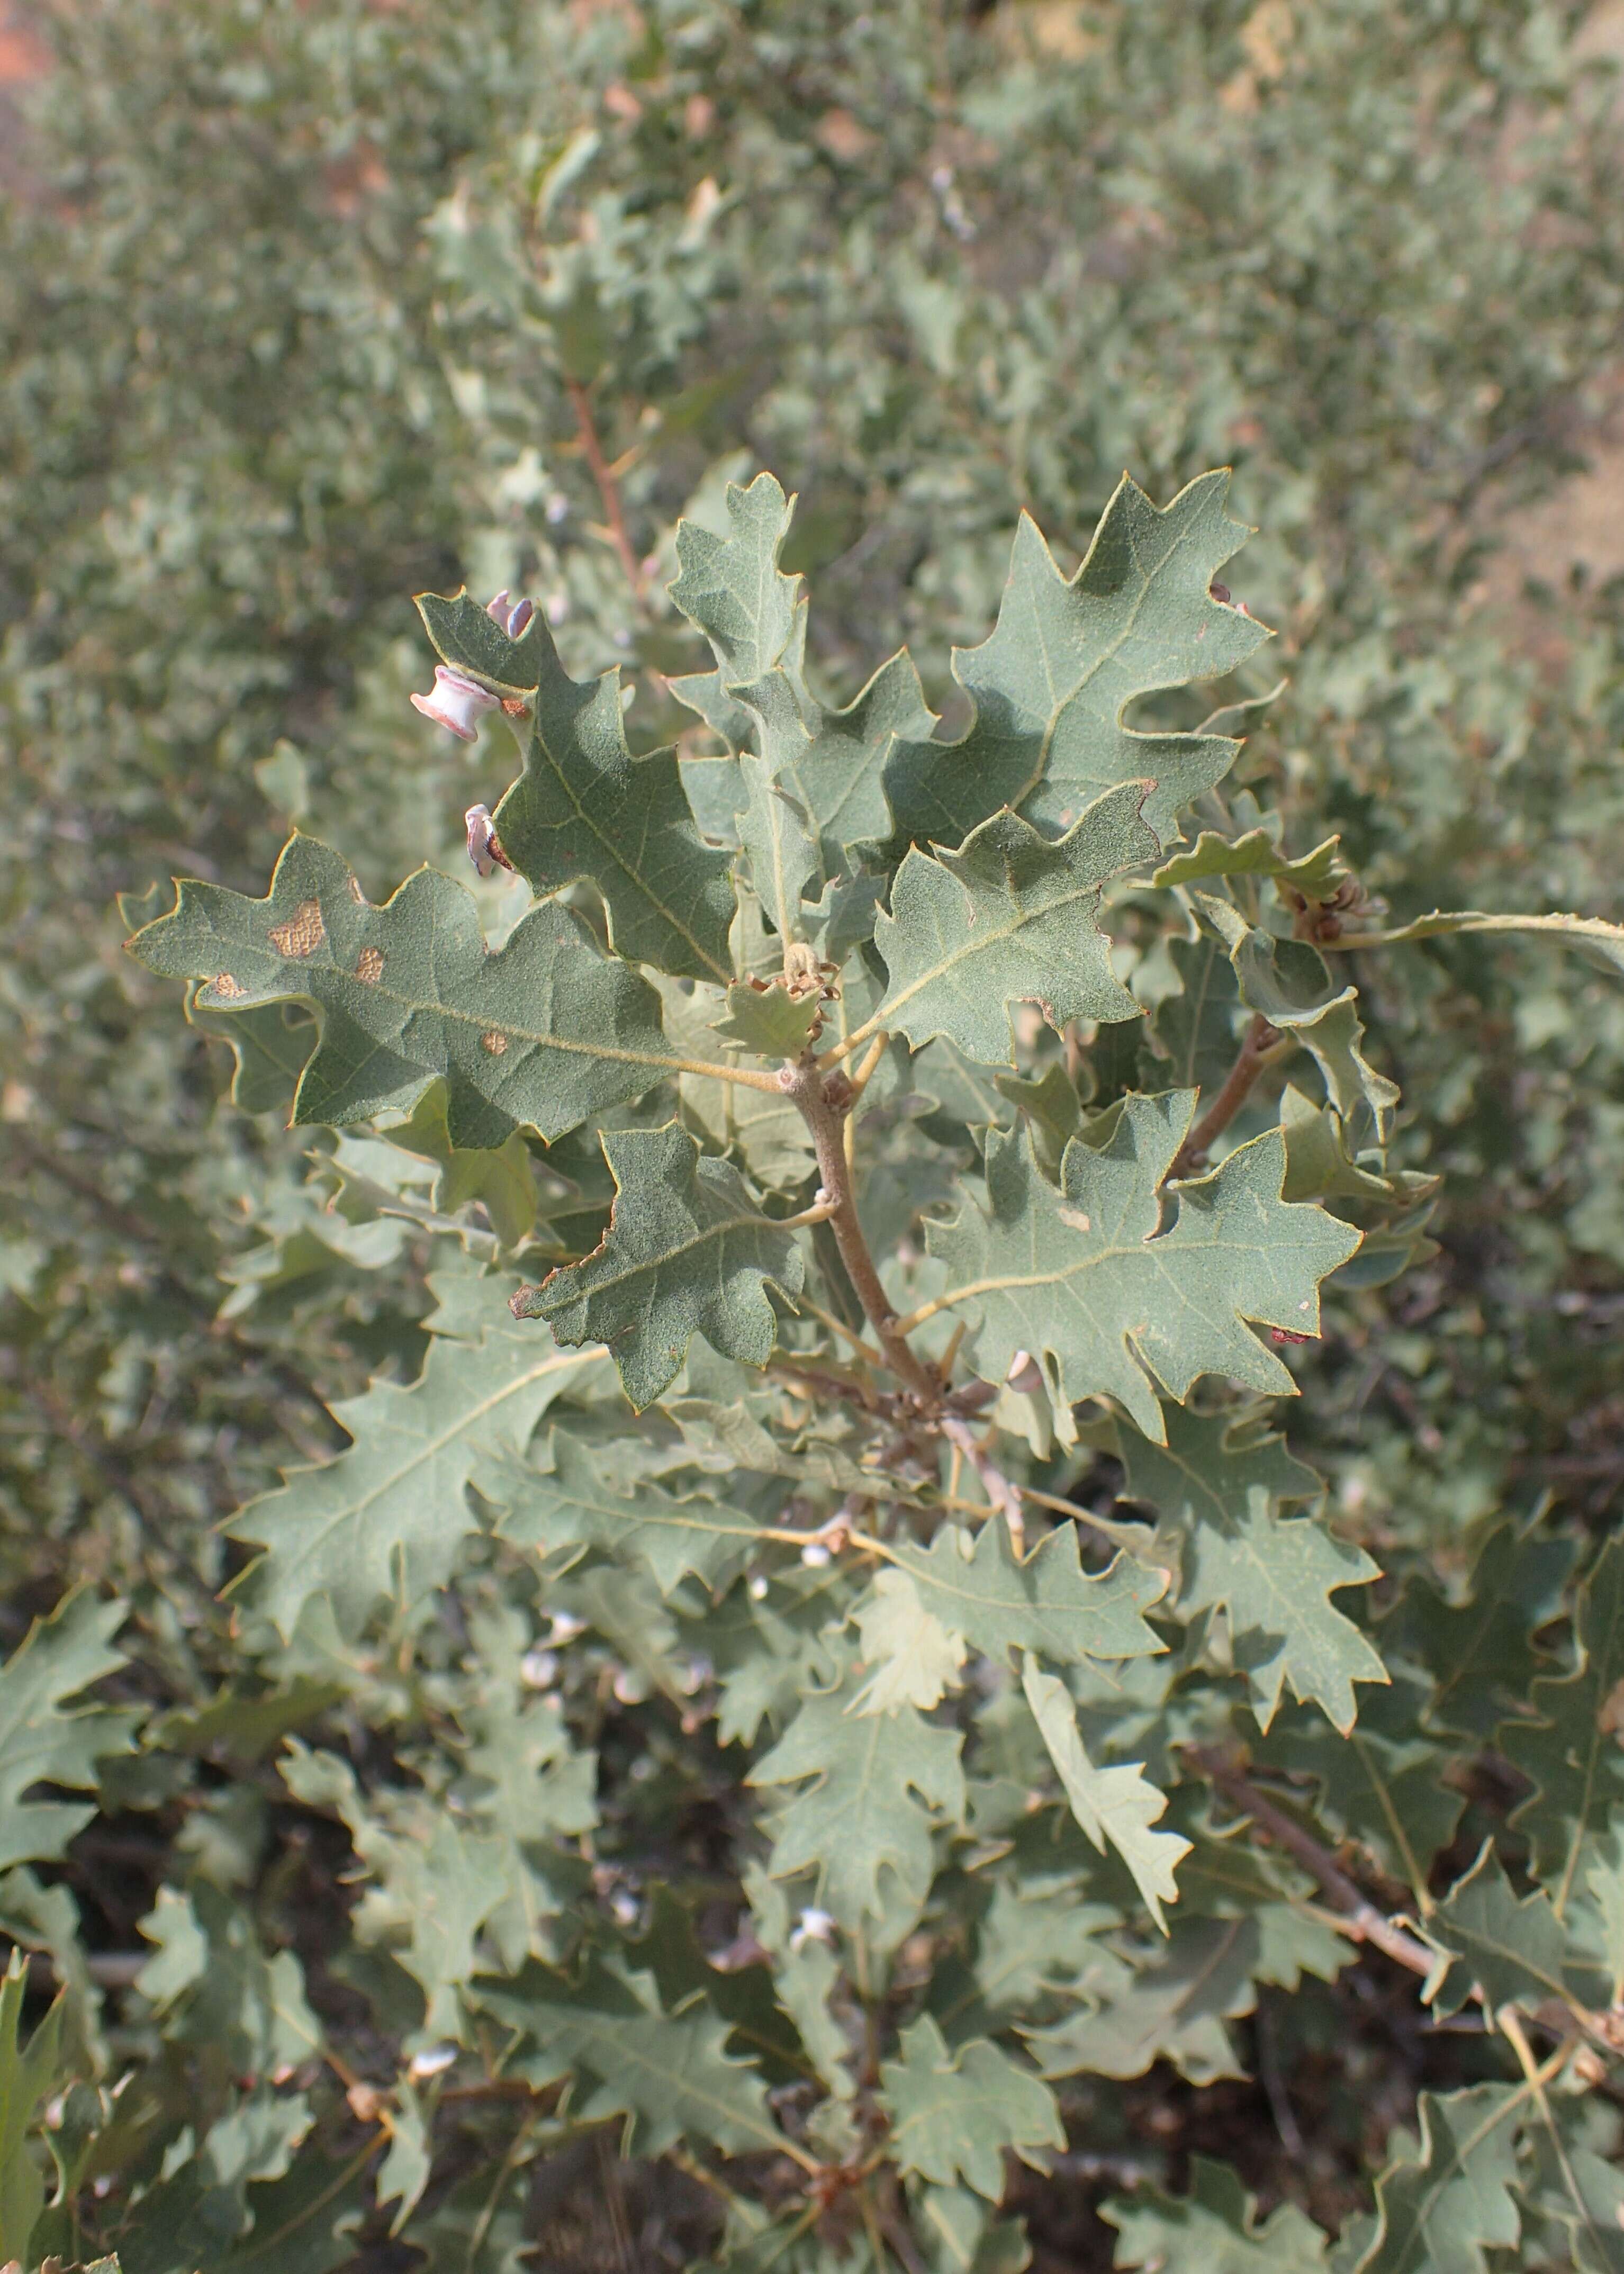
left=8, top=1, right=1624, bottom=2267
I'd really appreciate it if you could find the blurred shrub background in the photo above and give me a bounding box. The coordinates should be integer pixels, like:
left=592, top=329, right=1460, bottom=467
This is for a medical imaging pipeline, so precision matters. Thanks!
left=5, top=1, right=1624, bottom=2262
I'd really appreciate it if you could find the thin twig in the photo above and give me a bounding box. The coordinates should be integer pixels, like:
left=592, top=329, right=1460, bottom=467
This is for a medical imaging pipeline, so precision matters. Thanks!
left=566, top=377, right=645, bottom=595
left=931, top=1487, right=1155, bottom=1559
left=780, top=1059, right=942, bottom=1404
left=791, top=1292, right=889, bottom=1371
left=1185, top=1746, right=1439, bottom=1978
left=769, top=1356, right=881, bottom=1412
left=1169, top=1017, right=1292, bottom=1179
left=779, top=1197, right=842, bottom=1230
left=940, top=1416, right=1025, bottom=1551
left=876, top=2188, right=931, bottom=2274
left=936, top=1320, right=967, bottom=1382
left=1498, top=2006, right=1604, bottom=2261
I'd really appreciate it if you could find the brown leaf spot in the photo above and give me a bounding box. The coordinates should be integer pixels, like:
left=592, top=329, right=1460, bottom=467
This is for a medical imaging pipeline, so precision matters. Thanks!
left=481, top=1029, right=510, bottom=1056
left=347, top=873, right=367, bottom=905
left=355, top=946, right=383, bottom=985
left=211, top=973, right=246, bottom=1001
left=268, top=899, right=326, bottom=958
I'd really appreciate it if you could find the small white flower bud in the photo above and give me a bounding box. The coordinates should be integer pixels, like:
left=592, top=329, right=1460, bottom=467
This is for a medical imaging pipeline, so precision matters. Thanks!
left=506, top=596, right=534, bottom=637
left=412, top=666, right=500, bottom=742
left=800, top=1541, right=832, bottom=1568
left=408, top=2043, right=458, bottom=2080
left=520, top=1648, right=558, bottom=1689
left=485, top=589, right=511, bottom=622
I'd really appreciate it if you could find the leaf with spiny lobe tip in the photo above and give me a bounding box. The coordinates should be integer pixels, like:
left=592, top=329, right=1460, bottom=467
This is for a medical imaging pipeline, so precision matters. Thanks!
left=878, top=1514, right=1168, bottom=1673
left=1351, top=2084, right=1523, bottom=2274
left=666, top=471, right=806, bottom=729
left=878, top=2013, right=1064, bottom=2199
left=417, top=587, right=553, bottom=697
left=124, top=833, right=705, bottom=1148
left=0, top=1592, right=143, bottom=1873
left=667, top=470, right=930, bottom=870
left=511, top=1123, right=805, bottom=1410
left=470, top=1953, right=788, bottom=2161
left=1104, top=2157, right=1331, bottom=2273
left=1198, top=896, right=1399, bottom=1152
left=1021, top=1655, right=1189, bottom=1929
left=923, top=1090, right=1361, bottom=1441
left=1106, top=1403, right=1325, bottom=1535
left=1153, top=827, right=1348, bottom=901
left=1428, top=1841, right=1607, bottom=2021
left=1180, top=1484, right=1386, bottom=1733
left=419, top=587, right=737, bottom=982
left=228, top=1271, right=600, bottom=1642
left=748, top=1660, right=966, bottom=1931
left=883, top=471, right=1270, bottom=855
left=873, top=783, right=1152, bottom=1063
left=1500, top=1537, right=1624, bottom=1912
left=485, top=1431, right=763, bottom=1598
left=710, top=977, right=824, bottom=1058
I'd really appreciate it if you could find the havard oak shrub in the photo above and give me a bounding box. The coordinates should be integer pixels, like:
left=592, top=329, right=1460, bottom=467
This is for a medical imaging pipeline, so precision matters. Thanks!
left=23, top=466, right=1611, bottom=2270
left=11, top=0, right=1624, bottom=1593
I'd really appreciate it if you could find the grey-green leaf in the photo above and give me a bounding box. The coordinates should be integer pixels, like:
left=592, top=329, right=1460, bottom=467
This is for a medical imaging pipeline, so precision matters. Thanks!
left=748, top=1667, right=965, bottom=1931
left=669, top=472, right=927, bottom=867
left=127, top=834, right=695, bottom=1148
left=1021, top=1656, right=1188, bottom=1929
left=1429, top=1843, right=1602, bottom=2022
left=711, top=979, right=825, bottom=1059
left=419, top=586, right=738, bottom=984
left=1153, top=828, right=1347, bottom=901
left=1351, top=2084, right=1523, bottom=2274
left=879, top=2014, right=1063, bottom=2200
left=488, top=1432, right=763, bottom=1596
left=924, top=1092, right=1361, bottom=1440
left=1180, top=1484, right=1386, bottom=1734
left=880, top=1517, right=1168, bottom=1673
left=473, top=1956, right=787, bottom=2162
left=512, top=1123, right=805, bottom=1410
left=885, top=473, right=1270, bottom=853
left=1201, top=899, right=1397, bottom=1151
left=873, top=786, right=1152, bottom=1064
left=0, top=1595, right=141, bottom=1874
left=1104, top=2156, right=1331, bottom=2273
left=232, top=1275, right=600, bottom=1640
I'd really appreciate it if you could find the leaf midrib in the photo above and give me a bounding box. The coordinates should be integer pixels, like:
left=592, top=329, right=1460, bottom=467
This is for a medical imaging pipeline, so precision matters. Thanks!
left=539, top=1210, right=786, bottom=1309
left=881, top=867, right=1107, bottom=1030
left=215, top=946, right=699, bottom=1087
left=1013, top=508, right=1206, bottom=810
left=529, top=726, right=733, bottom=982
left=258, top=1349, right=594, bottom=1599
